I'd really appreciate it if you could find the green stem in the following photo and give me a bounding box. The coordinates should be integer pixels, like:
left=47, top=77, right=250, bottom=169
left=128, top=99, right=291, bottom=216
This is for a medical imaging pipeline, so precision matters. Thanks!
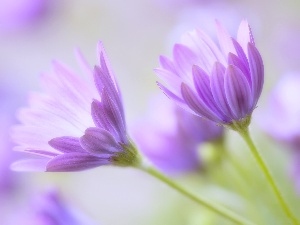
left=139, top=164, right=255, bottom=225
left=238, top=128, right=299, bottom=225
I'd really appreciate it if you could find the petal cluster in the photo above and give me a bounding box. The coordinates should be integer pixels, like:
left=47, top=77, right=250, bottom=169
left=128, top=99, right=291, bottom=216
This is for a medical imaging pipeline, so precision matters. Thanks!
left=11, top=42, right=135, bottom=172
left=156, top=20, right=264, bottom=125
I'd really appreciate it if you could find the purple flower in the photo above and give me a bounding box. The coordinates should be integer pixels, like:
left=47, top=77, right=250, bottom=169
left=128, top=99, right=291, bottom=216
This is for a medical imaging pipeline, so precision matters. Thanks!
left=0, top=0, right=48, bottom=32
left=10, top=190, right=97, bottom=225
left=262, top=73, right=300, bottom=193
left=262, top=73, right=300, bottom=146
left=11, top=42, right=139, bottom=172
left=132, top=95, right=223, bottom=174
left=156, top=20, right=264, bottom=129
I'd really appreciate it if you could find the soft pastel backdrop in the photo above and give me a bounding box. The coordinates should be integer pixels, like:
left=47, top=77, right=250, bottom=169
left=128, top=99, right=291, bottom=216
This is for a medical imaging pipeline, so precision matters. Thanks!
left=0, top=0, right=300, bottom=224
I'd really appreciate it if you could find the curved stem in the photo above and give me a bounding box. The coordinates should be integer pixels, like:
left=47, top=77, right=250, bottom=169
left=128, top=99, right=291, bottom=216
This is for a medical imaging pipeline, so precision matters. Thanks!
left=238, top=128, right=299, bottom=225
left=139, top=164, right=255, bottom=225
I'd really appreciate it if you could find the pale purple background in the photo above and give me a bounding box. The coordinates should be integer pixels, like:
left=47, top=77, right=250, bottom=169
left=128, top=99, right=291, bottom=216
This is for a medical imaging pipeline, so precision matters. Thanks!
left=0, top=0, right=299, bottom=224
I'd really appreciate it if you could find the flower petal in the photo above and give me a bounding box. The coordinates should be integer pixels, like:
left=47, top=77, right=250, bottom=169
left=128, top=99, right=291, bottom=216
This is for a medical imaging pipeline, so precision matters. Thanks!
left=159, top=55, right=178, bottom=75
left=46, top=153, right=110, bottom=172
left=157, top=82, right=196, bottom=115
left=155, top=68, right=182, bottom=94
left=225, top=65, right=252, bottom=119
left=101, top=89, right=127, bottom=143
left=11, top=159, right=49, bottom=171
left=173, top=44, right=197, bottom=79
left=216, top=20, right=236, bottom=56
left=181, top=83, right=222, bottom=122
left=80, top=127, right=121, bottom=155
left=48, top=136, right=85, bottom=153
left=248, top=43, right=264, bottom=107
left=227, top=52, right=251, bottom=85
left=192, top=65, right=228, bottom=121
left=237, top=20, right=255, bottom=53
left=210, top=62, right=234, bottom=120
left=93, top=65, right=124, bottom=122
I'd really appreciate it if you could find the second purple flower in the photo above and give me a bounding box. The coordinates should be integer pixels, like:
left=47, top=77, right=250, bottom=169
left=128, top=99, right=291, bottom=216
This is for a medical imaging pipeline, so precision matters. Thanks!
left=11, top=42, right=140, bottom=172
left=156, top=20, right=264, bottom=129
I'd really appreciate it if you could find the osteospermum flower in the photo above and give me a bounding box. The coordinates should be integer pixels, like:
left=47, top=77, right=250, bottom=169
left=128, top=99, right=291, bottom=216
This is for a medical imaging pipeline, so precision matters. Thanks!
left=132, top=95, right=223, bottom=174
left=11, top=42, right=140, bottom=172
left=262, top=73, right=300, bottom=146
left=156, top=20, right=264, bottom=130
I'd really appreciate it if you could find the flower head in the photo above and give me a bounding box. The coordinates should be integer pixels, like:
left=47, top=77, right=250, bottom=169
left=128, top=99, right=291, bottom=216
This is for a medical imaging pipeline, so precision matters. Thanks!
left=0, top=0, right=48, bottom=32
left=262, top=73, right=300, bottom=146
left=156, top=20, right=264, bottom=130
left=132, top=95, right=223, bottom=174
left=11, top=42, right=140, bottom=172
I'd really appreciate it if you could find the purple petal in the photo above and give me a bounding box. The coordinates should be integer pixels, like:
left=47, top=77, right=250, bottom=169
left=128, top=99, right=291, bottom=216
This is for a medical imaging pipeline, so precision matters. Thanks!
left=24, top=150, right=59, bottom=157
left=248, top=43, right=264, bottom=107
left=154, top=68, right=182, bottom=94
left=80, top=127, right=121, bottom=155
left=46, top=153, right=110, bottom=172
left=181, top=30, right=222, bottom=73
left=237, top=20, right=255, bottom=53
left=224, top=65, right=252, bottom=119
left=93, top=66, right=124, bottom=121
left=181, top=83, right=222, bottom=123
left=216, top=20, right=236, bottom=56
left=11, top=159, right=49, bottom=171
left=48, top=137, right=85, bottom=153
left=101, top=89, right=127, bottom=143
left=91, top=99, right=120, bottom=140
left=231, top=38, right=250, bottom=73
left=227, top=52, right=251, bottom=85
left=75, top=48, right=93, bottom=78
left=194, top=29, right=226, bottom=65
left=91, top=99, right=107, bottom=128
left=157, top=82, right=196, bottom=115
left=173, top=44, right=197, bottom=77
left=210, top=62, right=234, bottom=120
left=97, top=41, right=119, bottom=91
left=192, top=65, right=228, bottom=121
left=159, top=55, right=178, bottom=75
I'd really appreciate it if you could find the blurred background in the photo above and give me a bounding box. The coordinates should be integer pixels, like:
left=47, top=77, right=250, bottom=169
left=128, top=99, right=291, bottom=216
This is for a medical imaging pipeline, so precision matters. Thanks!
left=1, top=0, right=300, bottom=224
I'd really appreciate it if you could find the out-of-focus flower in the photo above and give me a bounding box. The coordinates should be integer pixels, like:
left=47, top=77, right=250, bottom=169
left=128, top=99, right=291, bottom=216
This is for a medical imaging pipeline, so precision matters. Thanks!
left=0, top=0, right=48, bottom=31
left=262, top=73, right=300, bottom=193
left=11, top=42, right=140, bottom=172
left=132, top=95, right=223, bottom=174
left=262, top=73, right=300, bottom=146
left=156, top=20, right=264, bottom=130
left=10, top=190, right=97, bottom=225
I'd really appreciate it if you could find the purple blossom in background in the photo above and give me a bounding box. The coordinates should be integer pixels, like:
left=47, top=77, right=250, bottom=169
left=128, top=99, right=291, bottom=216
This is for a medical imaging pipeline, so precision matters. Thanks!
left=12, top=42, right=138, bottom=172
left=262, top=73, right=300, bottom=146
left=132, top=95, right=223, bottom=174
left=0, top=0, right=48, bottom=31
left=156, top=20, right=264, bottom=128
left=262, top=73, right=300, bottom=193
left=10, top=190, right=97, bottom=225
